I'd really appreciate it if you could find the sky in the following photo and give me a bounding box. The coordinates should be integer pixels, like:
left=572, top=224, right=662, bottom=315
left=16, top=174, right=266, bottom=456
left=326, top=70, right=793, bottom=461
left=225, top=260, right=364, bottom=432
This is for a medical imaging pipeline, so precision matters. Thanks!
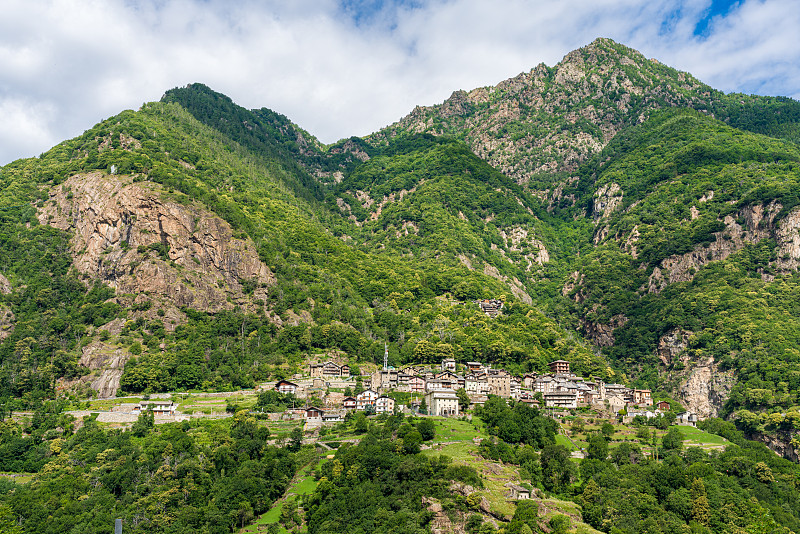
left=1, top=0, right=798, bottom=165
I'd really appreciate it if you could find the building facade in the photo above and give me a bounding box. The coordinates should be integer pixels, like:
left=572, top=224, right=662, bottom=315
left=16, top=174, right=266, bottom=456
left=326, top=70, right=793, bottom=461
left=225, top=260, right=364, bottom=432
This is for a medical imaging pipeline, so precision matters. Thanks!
left=425, top=390, right=459, bottom=416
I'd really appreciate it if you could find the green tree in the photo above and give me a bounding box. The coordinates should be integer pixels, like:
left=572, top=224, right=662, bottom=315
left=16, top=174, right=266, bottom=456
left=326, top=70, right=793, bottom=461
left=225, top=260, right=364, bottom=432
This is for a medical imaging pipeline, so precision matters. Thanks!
left=541, top=444, right=575, bottom=493
left=0, top=504, right=22, bottom=534
left=466, top=514, right=483, bottom=534
left=289, top=426, right=304, bottom=452
left=354, top=411, right=368, bottom=433
left=662, top=426, right=684, bottom=451
left=549, top=514, right=570, bottom=534
left=131, top=407, right=154, bottom=437
left=571, top=418, right=585, bottom=436
left=402, top=429, right=423, bottom=454
left=601, top=422, right=615, bottom=439
left=417, top=418, right=436, bottom=441
left=456, top=387, right=470, bottom=411
left=587, top=433, right=609, bottom=460
left=690, top=477, right=710, bottom=526
left=755, top=461, right=775, bottom=483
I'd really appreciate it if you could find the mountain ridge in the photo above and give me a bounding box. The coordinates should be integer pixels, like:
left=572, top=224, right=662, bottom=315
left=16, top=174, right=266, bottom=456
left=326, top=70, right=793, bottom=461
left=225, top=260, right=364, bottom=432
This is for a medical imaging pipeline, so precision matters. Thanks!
left=1, top=37, right=800, bottom=439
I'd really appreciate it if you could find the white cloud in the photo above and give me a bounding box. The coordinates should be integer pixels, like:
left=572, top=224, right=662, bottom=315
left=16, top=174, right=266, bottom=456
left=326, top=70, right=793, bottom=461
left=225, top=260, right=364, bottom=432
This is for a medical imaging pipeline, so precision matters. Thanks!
left=0, top=97, right=58, bottom=161
left=0, top=0, right=797, bottom=165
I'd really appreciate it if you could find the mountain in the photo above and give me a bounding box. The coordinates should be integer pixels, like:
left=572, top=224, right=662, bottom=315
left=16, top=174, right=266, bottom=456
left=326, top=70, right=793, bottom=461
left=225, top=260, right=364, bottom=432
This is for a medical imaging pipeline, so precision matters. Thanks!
left=564, top=110, right=800, bottom=420
left=0, top=90, right=606, bottom=402
left=357, top=38, right=800, bottom=426
left=373, top=38, right=800, bottom=201
left=5, top=35, right=800, bottom=534
left=1, top=38, right=800, bottom=442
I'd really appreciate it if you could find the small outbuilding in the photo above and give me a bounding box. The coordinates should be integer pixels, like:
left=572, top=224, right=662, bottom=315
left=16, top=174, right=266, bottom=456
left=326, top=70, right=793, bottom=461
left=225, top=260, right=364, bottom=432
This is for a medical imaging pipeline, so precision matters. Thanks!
left=506, top=483, right=531, bottom=500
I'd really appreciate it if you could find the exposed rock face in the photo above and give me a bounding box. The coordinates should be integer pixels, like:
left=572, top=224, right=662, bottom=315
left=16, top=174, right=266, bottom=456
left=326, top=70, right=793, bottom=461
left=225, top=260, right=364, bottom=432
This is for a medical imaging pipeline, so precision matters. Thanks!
left=57, top=340, right=130, bottom=398
left=677, top=356, right=734, bottom=418
left=754, top=431, right=799, bottom=462
left=657, top=328, right=691, bottom=366
left=581, top=314, right=628, bottom=347
left=422, top=496, right=467, bottom=534
left=497, top=226, right=550, bottom=268
left=375, top=38, right=711, bottom=188
left=78, top=341, right=129, bottom=398
left=593, top=183, right=623, bottom=220
left=562, top=271, right=586, bottom=302
left=0, top=274, right=11, bottom=295
left=775, top=207, right=800, bottom=271
left=0, top=306, right=14, bottom=340
left=647, top=201, right=782, bottom=293
left=483, top=263, right=533, bottom=305
left=38, top=172, right=275, bottom=312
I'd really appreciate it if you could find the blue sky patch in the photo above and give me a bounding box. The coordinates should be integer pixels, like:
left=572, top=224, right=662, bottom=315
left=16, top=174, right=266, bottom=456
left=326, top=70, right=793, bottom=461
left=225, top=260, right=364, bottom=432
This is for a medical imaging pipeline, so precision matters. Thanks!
left=694, top=0, right=742, bottom=36
left=339, top=0, right=425, bottom=27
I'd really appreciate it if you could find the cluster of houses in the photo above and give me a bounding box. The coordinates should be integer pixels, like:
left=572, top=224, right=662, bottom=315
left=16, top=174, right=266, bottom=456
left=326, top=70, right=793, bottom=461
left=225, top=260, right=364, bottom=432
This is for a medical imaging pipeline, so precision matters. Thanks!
left=270, top=357, right=692, bottom=426
left=273, top=376, right=460, bottom=424
left=365, top=358, right=657, bottom=413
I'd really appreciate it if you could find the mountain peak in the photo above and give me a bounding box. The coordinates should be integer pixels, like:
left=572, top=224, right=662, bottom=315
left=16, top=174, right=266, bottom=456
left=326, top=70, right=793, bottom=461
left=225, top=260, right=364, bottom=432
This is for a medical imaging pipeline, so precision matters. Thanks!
left=371, top=38, right=715, bottom=187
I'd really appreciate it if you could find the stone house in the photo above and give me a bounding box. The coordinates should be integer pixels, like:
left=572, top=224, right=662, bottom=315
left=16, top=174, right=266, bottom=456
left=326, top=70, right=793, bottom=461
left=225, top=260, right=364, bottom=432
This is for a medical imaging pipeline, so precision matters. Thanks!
left=522, top=374, right=538, bottom=389
left=310, top=361, right=351, bottom=378
left=506, top=483, right=531, bottom=500
left=487, top=369, right=512, bottom=398
left=425, top=389, right=459, bottom=416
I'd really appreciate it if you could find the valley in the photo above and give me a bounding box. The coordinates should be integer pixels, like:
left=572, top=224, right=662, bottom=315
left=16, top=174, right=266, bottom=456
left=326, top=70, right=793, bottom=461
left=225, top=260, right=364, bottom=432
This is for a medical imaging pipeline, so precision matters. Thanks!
left=1, top=37, right=800, bottom=533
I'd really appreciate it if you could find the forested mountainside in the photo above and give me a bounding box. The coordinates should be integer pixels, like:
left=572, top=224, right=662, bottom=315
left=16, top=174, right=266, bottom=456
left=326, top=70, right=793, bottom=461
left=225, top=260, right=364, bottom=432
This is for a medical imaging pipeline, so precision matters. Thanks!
left=563, top=110, right=800, bottom=421
left=372, top=37, right=800, bottom=199
left=3, top=35, right=800, bottom=534
left=0, top=89, right=607, bottom=406
left=1, top=38, right=800, bottom=441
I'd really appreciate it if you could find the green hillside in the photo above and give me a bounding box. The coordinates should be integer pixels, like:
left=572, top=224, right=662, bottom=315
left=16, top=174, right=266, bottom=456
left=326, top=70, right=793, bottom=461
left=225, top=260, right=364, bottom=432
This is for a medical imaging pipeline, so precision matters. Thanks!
left=0, top=90, right=609, bottom=401
left=2, top=36, right=800, bottom=534
left=557, top=110, right=800, bottom=421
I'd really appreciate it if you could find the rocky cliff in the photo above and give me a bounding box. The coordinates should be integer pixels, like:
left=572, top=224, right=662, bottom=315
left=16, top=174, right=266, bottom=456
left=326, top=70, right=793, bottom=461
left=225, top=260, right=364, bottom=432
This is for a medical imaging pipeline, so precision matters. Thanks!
left=38, top=172, right=275, bottom=313
left=374, top=38, right=712, bottom=192
left=0, top=306, right=14, bottom=341
left=646, top=201, right=792, bottom=293
left=676, top=356, right=735, bottom=418
left=56, top=340, right=129, bottom=398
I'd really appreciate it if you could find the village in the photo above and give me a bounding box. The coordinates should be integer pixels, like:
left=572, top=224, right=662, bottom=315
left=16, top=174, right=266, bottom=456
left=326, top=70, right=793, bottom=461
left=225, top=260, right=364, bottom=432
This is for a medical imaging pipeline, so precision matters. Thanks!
left=75, top=350, right=699, bottom=434
left=268, top=353, right=700, bottom=429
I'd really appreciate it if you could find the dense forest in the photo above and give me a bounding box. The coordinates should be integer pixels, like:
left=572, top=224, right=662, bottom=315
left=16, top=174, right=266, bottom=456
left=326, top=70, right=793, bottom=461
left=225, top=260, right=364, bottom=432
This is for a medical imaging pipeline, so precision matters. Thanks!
left=0, top=403, right=297, bottom=533
left=573, top=418, right=800, bottom=534
left=2, top=36, right=800, bottom=533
